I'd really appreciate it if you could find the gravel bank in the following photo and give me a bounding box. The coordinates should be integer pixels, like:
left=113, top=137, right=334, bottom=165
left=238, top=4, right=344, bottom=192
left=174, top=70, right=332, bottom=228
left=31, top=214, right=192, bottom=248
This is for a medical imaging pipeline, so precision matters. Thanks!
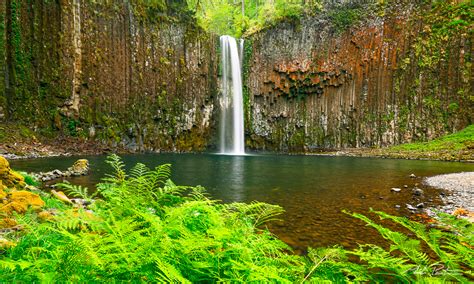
left=424, top=172, right=474, bottom=212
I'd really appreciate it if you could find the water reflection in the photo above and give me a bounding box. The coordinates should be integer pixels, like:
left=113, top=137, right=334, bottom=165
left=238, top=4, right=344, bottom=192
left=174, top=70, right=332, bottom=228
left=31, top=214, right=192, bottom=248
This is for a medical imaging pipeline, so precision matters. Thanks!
left=227, top=156, right=245, bottom=202
left=10, top=154, right=474, bottom=250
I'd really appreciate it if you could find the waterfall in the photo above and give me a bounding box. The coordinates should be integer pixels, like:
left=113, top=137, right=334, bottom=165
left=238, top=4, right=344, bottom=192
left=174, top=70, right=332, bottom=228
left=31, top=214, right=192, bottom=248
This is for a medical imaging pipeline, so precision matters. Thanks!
left=219, top=35, right=245, bottom=155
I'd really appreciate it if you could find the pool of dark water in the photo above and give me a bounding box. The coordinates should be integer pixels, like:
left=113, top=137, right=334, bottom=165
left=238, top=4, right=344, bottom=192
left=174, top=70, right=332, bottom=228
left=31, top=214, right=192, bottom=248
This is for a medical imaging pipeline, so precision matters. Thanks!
left=11, top=154, right=474, bottom=252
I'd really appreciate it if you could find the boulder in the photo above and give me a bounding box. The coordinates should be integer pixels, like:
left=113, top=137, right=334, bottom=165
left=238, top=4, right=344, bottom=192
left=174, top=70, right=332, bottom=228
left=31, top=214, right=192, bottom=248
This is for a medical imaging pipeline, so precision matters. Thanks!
left=3, top=191, right=45, bottom=215
left=0, top=156, right=26, bottom=189
left=413, top=187, right=424, bottom=196
left=68, top=159, right=89, bottom=175
left=406, top=204, right=417, bottom=211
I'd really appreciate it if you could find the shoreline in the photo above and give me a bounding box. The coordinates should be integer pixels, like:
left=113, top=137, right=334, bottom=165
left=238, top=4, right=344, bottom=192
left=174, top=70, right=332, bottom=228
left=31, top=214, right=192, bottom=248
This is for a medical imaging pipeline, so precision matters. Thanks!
left=1, top=141, right=473, bottom=163
left=424, top=172, right=474, bottom=215
left=304, top=148, right=474, bottom=163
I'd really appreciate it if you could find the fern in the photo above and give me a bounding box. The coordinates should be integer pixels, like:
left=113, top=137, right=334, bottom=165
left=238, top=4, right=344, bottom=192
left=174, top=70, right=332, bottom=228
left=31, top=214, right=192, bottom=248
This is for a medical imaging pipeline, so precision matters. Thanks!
left=129, top=162, right=150, bottom=179
left=56, top=181, right=96, bottom=200
left=102, top=154, right=127, bottom=183
left=2, top=155, right=473, bottom=282
left=224, top=201, right=285, bottom=227
left=346, top=210, right=473, bottom=282
left=373, top=210, right=474, bottom=277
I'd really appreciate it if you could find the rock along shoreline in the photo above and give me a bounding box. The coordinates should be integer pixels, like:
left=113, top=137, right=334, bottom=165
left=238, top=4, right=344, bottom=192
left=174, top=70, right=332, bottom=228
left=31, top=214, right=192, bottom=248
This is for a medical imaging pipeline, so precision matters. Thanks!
left=424, top=172, right=474, bottom=214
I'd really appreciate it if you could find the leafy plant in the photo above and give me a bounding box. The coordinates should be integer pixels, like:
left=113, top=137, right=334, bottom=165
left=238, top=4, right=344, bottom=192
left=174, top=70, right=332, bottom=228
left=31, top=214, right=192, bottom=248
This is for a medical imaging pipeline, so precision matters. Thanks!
left=1, top=156, right=472, bottom=282
left=18, top=172, right=39, bottom=186
left=0, top=155, right=306, bottom=282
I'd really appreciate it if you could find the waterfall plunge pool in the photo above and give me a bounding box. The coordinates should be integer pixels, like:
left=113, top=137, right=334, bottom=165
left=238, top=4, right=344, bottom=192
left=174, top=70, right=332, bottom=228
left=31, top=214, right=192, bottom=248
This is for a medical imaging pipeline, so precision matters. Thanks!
left=11, top=154, right=474, bottom=253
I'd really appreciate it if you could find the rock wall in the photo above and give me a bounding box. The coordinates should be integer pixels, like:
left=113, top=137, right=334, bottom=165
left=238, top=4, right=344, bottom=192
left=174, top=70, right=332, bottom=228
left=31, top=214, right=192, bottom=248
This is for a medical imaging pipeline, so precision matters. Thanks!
left=245, top=1, right=473, bottom=152
left=1, top=0, right=218, bottom=152
left=1, top=1, right=472, bottom=153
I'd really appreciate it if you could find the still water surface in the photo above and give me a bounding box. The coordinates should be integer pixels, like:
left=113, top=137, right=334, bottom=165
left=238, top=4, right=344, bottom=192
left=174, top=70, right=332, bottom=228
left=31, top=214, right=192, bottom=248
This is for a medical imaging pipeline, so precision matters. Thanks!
left=11, top=154, right=474, bottom=252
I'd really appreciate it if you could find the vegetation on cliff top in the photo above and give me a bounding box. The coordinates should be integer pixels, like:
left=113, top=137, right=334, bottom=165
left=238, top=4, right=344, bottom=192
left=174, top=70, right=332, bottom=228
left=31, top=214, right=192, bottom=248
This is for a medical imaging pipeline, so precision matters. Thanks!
left=392, top=125, right=474, bottom=152
left=378, top=125, right=474, bottom=161
left=0, top=155, right=472, bottom=282
left=187, top=0, right=320, bottom=37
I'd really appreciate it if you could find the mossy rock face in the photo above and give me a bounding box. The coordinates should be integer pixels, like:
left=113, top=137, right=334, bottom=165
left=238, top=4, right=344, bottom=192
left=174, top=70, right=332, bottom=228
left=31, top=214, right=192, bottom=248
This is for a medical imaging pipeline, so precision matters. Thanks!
left=0, top=156, right=26, bottom=189
left=2, top=191, right=45, bottom=216
left=0, top=182, right=6, bottom=199
left=0, top=156, right=45, bottom=230
left=69, top=159, right=89, bottom=174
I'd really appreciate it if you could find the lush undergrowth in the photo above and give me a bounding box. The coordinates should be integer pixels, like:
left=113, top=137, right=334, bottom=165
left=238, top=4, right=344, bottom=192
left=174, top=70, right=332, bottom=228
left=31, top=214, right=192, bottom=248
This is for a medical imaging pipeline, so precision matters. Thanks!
left=391, top=125, right=474, bottom=152
left=0, top=155, right=472, bottom=282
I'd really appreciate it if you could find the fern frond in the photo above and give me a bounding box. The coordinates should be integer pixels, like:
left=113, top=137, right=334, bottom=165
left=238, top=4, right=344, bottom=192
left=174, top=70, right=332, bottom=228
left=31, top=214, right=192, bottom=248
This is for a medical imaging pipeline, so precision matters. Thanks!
left=56, top=181, right=91, bottom=200
left=153, top=257, right=191, bottom=283
left=145, top=164, right=172, bottom=188
left=225, top=201, right=284, bottom=227
left=103, top=154, right=127, bottom=183
left=372, top=210, right=461, bottom=270
left=187, top=186, right=210, bottom=201
left=129, top=163, right=150, bottom=179
left=0, top=259, right=32, bottom=271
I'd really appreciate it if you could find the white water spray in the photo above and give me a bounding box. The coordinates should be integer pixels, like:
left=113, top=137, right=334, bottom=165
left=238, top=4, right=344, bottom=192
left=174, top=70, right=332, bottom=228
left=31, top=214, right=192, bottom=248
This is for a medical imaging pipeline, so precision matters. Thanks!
left=219, top=35, right=245, bottom=155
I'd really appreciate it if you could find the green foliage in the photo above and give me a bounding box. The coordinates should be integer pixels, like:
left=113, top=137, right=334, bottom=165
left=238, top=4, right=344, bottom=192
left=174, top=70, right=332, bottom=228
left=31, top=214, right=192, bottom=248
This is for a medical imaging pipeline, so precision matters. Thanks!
left=18, top=172, right=39, bottom=186
left=346, top=210, right=474, bottom=282
left=57, top=181, right=98, bottom=201
left=0, top=155, right=306, bottom=282
left=303, top=209, right=474, bottom=282
left=1, top=156, right=472, bottom=282
left=328, top=5, right=365, bottom=34
left=188, top=0, right=322, bottom=37
left=66, top=118, right=78, bottom=137
left=391, top=124, right=474, bottom=152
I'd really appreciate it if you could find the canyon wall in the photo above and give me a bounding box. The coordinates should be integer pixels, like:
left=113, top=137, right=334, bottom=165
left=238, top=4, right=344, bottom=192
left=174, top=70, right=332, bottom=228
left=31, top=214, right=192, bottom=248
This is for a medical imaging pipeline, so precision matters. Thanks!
left=1, top=0, right=218, bottom=151
left=245, top=1, right=473, bottom=152
left=1, top=1, right=472, bottom=153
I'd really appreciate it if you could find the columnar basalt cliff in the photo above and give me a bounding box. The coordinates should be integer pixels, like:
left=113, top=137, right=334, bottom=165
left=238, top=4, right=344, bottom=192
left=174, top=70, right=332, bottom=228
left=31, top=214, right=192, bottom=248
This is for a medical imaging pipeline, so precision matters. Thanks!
left=245, top=2, right=473, bottom=152
left=1, top=1, right=472, bottom=153
left=1, top=0, right=217, bottom=152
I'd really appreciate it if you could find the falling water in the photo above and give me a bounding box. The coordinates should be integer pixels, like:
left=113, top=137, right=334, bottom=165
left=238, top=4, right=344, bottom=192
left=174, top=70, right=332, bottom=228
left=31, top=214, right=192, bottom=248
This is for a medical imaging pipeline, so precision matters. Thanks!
left=219, top=35, right=245, bottom=155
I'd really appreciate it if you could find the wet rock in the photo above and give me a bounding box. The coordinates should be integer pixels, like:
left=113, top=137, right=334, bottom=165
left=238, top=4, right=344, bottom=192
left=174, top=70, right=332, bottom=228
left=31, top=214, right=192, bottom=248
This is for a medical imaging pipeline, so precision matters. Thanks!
left=413, top=187, right=424, bottom=196
left=406, top=204, right=417, bottom=211
left=68, top=159, right=89, bottom=176
left=51, top=190, right=74, bottom=204
left=30, top=159, right=90, bottom=182
left=391, top=188, right=401, bottom=192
